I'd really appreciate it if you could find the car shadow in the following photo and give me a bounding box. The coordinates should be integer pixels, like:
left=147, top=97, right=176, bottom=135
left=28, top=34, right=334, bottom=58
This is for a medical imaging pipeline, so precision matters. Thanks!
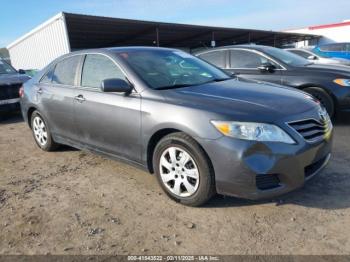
left=334, top=111, right=350, bottom=126
left=55, top=145, right=80, bottom=152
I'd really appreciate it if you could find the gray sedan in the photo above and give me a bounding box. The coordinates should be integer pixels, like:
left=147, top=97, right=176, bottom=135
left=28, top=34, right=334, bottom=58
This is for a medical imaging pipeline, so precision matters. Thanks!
left=20, top=47, right=332, bottom=206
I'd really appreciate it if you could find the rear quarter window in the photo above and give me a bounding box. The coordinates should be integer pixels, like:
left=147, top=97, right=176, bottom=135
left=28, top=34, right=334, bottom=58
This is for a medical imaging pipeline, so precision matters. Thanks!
left=39, top=66, right=54, bottom=84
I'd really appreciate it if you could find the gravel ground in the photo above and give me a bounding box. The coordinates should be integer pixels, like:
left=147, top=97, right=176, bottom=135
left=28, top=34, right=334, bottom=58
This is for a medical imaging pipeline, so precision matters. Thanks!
left=0, top=112, right=349, bottom=255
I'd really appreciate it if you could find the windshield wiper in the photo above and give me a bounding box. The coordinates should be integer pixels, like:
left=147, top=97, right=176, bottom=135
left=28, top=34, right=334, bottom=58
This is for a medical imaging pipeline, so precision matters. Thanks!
left=155, top=83, right=194, bottom=90
left=201, top=78, right=231, bottom=84
left=212, top=77, right=231, bottom=82
left=155, top=78, right=232, bottom=90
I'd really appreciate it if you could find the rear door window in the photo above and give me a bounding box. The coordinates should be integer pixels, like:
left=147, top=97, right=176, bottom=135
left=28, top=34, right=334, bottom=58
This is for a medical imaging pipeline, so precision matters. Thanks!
left=52, top=55, right=81, bottom=86
left=198, top=51, right=226, bottom=68
left=81, top=54, right=126, bottom=88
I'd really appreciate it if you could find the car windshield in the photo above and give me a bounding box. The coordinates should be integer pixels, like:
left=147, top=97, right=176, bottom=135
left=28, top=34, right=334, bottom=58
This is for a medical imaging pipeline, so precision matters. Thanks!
left=0, top=60, right=17, bottom=74
left=116, top=49, right=231, bottom=90
left=263, top=46, right=311, bottom=66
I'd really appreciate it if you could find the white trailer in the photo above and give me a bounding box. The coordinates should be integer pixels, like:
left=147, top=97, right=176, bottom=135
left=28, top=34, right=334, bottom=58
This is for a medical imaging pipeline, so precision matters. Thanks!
left=7, top=12, right=70, bottom=70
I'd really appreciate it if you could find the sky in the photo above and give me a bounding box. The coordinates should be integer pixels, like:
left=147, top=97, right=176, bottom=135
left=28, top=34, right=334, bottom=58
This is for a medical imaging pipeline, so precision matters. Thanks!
left=1, top=0, right=350, bottom=47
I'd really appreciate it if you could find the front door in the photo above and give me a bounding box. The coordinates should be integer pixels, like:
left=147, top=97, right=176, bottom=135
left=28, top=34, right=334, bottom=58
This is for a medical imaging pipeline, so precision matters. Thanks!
left=74, top=54, right=142, bottom=162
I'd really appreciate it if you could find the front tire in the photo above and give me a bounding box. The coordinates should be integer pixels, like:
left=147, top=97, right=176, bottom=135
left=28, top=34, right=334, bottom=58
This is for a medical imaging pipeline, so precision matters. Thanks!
left=153, top=132, right=215, bottom=206
left=304, top=87, right=335, bottom=117
left=31, top=111, right=58, bottom=151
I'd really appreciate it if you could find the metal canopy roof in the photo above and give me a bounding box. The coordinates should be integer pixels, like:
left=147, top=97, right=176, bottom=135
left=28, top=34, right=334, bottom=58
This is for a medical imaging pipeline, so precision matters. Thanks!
left=64, top=12, right=319, bottom=50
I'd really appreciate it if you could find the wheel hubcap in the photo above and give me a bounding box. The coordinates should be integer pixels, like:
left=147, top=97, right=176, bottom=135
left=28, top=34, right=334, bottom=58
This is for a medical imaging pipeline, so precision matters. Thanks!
left=33, top=116, right=48, bottom=146
left=159, top=147, right=199, bottom=197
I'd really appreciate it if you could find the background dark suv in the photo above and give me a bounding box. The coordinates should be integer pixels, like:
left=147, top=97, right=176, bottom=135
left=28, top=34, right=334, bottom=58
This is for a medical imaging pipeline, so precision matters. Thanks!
left=0, top=59, right=30, bottom=114
left=195, top=45, right=350, bottom=117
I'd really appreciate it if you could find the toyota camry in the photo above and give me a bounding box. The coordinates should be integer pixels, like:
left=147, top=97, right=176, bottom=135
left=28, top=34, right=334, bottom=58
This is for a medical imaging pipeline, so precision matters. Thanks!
left=20, top=47, right=333, bottom=206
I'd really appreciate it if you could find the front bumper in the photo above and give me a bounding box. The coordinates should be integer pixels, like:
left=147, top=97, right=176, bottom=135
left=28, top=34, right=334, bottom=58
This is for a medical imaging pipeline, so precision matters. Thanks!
left=197, top=130, right=333, bottom=200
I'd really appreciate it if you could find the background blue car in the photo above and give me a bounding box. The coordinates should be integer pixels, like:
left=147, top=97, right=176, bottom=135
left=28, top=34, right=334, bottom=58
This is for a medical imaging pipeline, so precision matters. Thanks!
left=313, top=42, right=350, bottom=60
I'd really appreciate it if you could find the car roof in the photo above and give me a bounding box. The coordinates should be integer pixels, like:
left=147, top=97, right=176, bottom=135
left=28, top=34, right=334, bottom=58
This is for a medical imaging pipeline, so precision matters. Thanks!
left=194, top=44, right=276, bottom=55
left=319, top=42, right=350, bottom=46
left=49, top=46, right=180, bottom=66
left=64, top=46, right=177, bottom=57
left=286, top=48, right=312, bottom=51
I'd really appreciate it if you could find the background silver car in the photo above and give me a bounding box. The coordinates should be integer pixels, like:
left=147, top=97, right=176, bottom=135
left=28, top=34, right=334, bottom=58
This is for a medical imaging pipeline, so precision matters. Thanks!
left=286, top=48, right=350, bottom=66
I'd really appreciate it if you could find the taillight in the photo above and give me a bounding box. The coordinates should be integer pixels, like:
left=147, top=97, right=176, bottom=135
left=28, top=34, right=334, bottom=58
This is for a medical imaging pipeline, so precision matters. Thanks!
left=19, top=86, right=24, bottom=98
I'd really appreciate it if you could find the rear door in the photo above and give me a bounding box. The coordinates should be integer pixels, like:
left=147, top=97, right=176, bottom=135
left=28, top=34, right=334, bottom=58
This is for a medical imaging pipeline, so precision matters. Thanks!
left=74, top=53, right=142, bottom=162
left=37, top=55, right=83, bottom=140
left=227, top=49, right=283, bottom=84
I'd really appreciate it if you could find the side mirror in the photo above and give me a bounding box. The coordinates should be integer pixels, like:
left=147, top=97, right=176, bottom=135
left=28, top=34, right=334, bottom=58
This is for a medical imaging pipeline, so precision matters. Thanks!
left=100, top=78, right=132, bottom=93
left=229, top=71, right=240, bottom=77
left=18, top=69, right=26, bottom=74
left=257, top=62, right=276, bottom=73
left=307, top=55, right=318, bottom=60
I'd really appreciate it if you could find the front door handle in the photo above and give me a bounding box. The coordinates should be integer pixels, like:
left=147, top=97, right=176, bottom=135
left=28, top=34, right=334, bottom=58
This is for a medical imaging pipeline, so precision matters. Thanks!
left=36, top=87, right=43, bottom=94
left=74, top=94, right=86, bottom=103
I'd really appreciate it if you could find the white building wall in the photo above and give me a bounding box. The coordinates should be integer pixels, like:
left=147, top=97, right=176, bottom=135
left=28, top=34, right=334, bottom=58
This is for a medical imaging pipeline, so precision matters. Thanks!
left=285, top=21, right=350, bottom=47
left=7, top=13, right=70, bottom=70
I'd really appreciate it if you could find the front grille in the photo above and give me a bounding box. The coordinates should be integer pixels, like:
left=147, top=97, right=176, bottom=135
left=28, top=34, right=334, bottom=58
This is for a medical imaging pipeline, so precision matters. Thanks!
left=256, top=174, right=280, bottom=190
left=0, top=83, right=22, bottom=100
left=288, top=118, right=332, bottom=143
left=305, top=155, right=329, bottom=178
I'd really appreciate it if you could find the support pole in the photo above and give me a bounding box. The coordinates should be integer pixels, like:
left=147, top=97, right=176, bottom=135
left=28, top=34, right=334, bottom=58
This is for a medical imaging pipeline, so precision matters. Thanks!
left=156, top=27, right=160, bottom=46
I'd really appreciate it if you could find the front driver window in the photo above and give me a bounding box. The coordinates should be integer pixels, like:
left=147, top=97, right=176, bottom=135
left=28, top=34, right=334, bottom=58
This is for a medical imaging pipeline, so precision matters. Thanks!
left=81, top=54, right=126, bottom=88
left=291, top=50, right=311, bottom=59
left=230, top=50, right=280, bottom=69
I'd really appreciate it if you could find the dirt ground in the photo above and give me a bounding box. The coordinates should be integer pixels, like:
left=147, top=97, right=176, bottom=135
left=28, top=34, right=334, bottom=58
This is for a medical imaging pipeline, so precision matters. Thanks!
left=0, top=112, right=349, bottom=255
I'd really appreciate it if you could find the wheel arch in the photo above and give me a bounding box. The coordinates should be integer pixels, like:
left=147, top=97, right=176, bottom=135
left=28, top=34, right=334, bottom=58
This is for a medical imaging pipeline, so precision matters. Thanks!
left=299, top=84, right=338, bottom=112
left=27, top=106, right=38, bottom=128
left=146, top=128, right=214, bottom=175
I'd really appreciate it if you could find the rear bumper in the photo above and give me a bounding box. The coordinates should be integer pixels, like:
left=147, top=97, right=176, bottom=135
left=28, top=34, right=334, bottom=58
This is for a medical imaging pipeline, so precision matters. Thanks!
left=197, top=132, right=332, bottom=200
left=0, top=100, right=20, bottom=112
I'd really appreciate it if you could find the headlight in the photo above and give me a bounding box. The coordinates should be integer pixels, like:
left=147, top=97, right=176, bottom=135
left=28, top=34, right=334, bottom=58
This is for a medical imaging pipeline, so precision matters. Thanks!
left=333, top=79, right=350, bottom=86
left=211, top=121, right=295, bottom=144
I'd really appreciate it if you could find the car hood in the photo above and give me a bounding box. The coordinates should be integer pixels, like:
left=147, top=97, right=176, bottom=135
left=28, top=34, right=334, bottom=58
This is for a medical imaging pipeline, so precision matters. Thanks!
left=160, top=79, right=318, bottom=122
left=0, top=73, right=31, bottom=85
left=299, top=63, right=350, bottom=76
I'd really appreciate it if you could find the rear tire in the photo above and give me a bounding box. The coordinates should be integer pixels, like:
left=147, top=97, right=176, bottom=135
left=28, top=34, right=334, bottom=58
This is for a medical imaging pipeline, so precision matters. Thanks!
left=304, top=87, right=335, bottom=117
left=153, top=132, right=215, bottom=206
left=31, top=110, right=59, bottom=151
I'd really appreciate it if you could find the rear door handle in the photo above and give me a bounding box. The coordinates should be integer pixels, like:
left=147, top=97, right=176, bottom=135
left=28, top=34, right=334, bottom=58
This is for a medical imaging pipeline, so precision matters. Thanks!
left=74, top=94, right=86, bottom=103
